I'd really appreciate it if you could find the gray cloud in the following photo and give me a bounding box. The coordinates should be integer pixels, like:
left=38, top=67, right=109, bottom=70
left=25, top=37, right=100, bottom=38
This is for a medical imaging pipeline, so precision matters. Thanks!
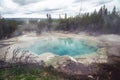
left=2, top=11, right=15, bottom=14
left=12, top=0, right=43, bottom=5
left=24, top=12, right=33, bottom=14
left=0, top=0, right=119, bottom=18
left=95, top=0, right=112, bottom=6
left=74, top=0, right=91, bottom=3
left=43, top=8, right=61, bottom=12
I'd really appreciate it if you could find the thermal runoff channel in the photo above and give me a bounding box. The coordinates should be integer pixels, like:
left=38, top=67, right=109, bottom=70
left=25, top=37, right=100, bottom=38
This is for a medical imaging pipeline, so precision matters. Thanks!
left=25, top=38, right=98, bottom=56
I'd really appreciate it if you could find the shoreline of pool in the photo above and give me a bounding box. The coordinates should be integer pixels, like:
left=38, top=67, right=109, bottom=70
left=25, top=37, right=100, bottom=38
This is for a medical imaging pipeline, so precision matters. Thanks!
left=0, top=32, right=120, bottom=65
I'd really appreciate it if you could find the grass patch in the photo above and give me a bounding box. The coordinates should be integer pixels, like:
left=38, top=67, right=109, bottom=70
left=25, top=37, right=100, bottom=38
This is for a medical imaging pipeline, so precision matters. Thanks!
left=0, top=65, right=63, bottom=80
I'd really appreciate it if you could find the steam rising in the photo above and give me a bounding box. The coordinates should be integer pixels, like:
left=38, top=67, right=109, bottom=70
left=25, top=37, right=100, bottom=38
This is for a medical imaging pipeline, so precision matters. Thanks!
left=12, top=18, right=58, bottom=36
left=13, top=23, right=38, bottom=36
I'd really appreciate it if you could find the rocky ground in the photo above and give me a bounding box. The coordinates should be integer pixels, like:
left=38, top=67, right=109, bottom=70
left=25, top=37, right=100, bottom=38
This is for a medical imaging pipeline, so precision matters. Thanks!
left=0, top=32, right=120, bottom=76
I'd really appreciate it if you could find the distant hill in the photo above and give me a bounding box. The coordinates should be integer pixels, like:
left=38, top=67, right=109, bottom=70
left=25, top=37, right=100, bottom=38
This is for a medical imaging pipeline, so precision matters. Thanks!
left=5, top=18, right=47, bottom=22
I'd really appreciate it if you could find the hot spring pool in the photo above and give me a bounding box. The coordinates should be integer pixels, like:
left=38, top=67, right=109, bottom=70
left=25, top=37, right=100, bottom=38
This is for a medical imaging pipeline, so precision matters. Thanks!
left=25, top=38, right=98, bottom=56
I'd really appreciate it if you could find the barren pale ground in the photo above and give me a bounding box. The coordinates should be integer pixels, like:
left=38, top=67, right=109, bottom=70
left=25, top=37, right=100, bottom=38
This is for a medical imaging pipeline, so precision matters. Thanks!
left=0, top=32, right=120, bottom=66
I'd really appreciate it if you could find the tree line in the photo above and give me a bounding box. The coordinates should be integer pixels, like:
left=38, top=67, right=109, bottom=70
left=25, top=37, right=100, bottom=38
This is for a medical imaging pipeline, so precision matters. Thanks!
left=0, top=5, right=120, bottom=39
left=56, top=5, right=120, bottom=34
left=0, top=18, right=21, bottom=39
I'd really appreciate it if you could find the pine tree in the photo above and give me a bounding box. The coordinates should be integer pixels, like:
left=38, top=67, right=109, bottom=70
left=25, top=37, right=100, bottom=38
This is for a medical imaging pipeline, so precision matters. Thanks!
left=65, top=13, right=67, bottom=19
left=112, top=6, right=117, bottom=16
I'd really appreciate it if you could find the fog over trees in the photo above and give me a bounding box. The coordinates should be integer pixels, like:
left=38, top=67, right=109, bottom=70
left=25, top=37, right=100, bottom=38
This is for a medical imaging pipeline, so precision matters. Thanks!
left=0, top=5, right=120, bottom=39
left=0, top=18, right=21, bottom=39
left=57, top=5, right=120, bottom=34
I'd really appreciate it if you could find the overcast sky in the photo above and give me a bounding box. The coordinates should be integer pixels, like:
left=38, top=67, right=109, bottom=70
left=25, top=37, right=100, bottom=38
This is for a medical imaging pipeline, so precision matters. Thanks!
left=0, top=0, right=120, bottom=18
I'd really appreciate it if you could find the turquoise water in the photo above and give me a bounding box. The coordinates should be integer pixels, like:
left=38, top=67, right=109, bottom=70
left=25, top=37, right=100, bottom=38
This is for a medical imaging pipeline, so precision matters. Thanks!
left=25, top=38, right=98, bottom=56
